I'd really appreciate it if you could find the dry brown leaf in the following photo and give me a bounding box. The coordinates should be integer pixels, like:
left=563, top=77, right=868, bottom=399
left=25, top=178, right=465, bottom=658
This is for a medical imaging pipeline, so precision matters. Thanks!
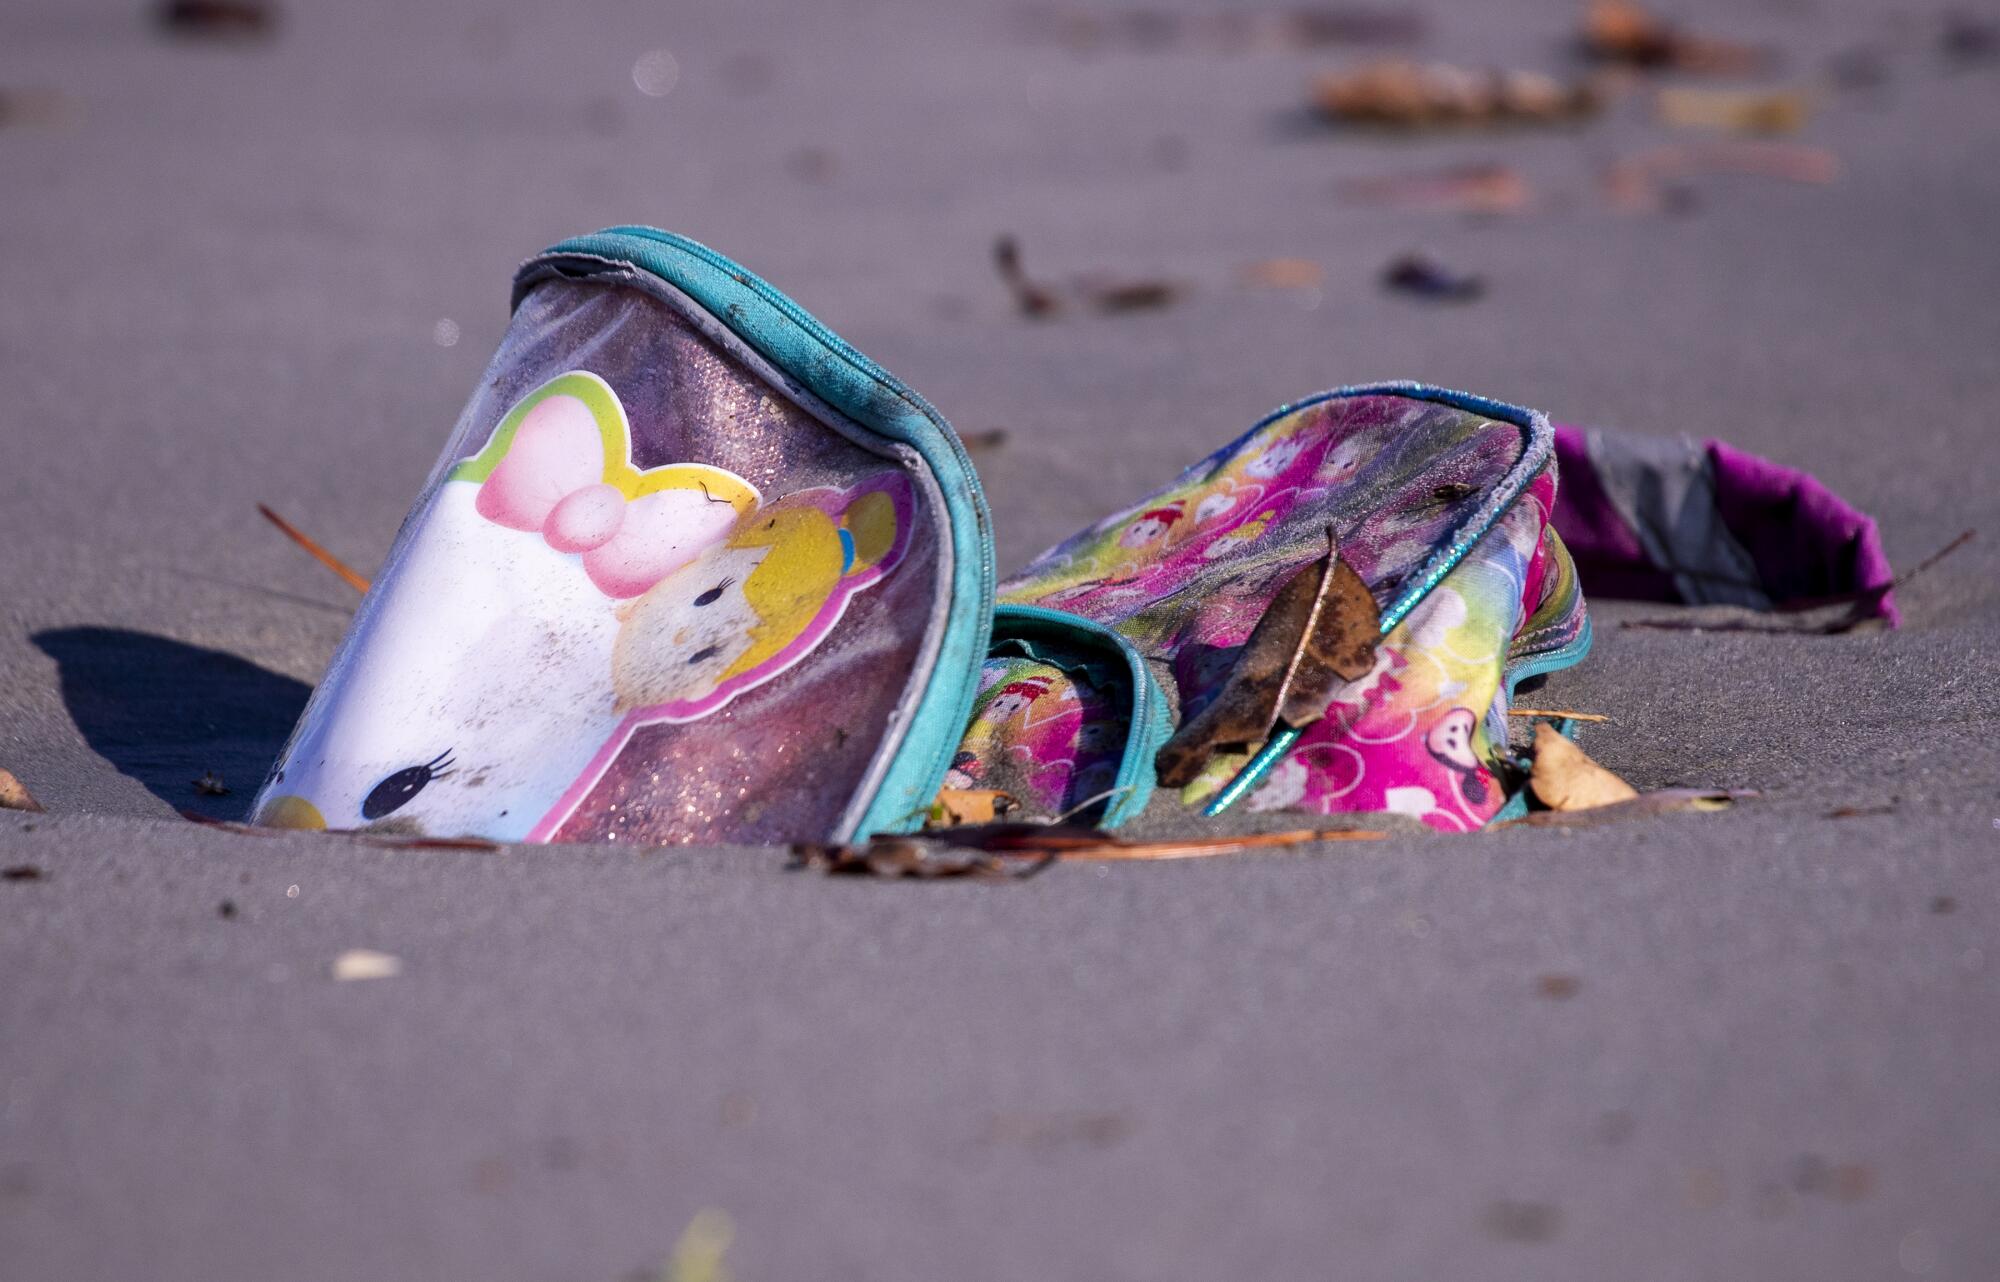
left=927, top=788, right=1019, bottom=827
left=1156, top=530, right=1380, bottom=787
left=1528, top=723, right=1638, bottom=812
left=1312, top=60, right=1599, bottom=129
left=1579, top=0, right=1766, bottom=74
left=1657, top=87, right=1813, bottom=135
left=0, top=768, right=45, bottom=814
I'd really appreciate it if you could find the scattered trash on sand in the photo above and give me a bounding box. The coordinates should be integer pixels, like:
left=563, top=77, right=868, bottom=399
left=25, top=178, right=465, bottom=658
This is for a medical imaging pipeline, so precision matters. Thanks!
left=1311, top=60, right=1600, bottom=129
left=332, top=949, right=402, bottom=981
left=1336, top=163, right=1533, bottom=214
left=1578, top=0, right=1766, bottom=75
left=0, top=769, right=45, bottom=814
left=1381, top=252, right=1485, bottom=301
left=1657, top=86, right=1815, bottom=135
left=993, top=235, right=1183, bottom=318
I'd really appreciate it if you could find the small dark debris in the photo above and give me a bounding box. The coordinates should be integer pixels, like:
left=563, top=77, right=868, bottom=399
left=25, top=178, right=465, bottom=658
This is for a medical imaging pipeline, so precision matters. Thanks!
left=1931, top=895, right=1958, bottom=915
left=2, top=864, right=45, bottom=882
left=155, top=0, right=277, bottom=39
left=218, top=899, right=238, bottom=920
left=1087, top=278, right=1181, bottom=313
left=1943, top=13, right=1999, bottom=65
left=961, top=428, right=1011, bottom=453
left=1382, top=253, right=1484, bottom=302
left=1536, top=973, right=1581, bottom=1000
left=993, top=236, right=1182, bottom=318
left=994, top=235, right=1061, bottom=318
left=193, top=771, right=230, bottom=796
left=1483, top=1198, right=1561, bottom=1243
left=1827, top=803, right=1895, bottom=819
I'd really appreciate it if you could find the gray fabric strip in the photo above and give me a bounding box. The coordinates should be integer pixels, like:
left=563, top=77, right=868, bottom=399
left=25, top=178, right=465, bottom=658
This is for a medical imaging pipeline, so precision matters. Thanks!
left=1585, top=428, right=1772, bottom=610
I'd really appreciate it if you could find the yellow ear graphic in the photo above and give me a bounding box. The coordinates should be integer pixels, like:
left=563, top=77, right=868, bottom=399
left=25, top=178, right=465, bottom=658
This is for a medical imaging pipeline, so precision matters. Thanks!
left=842, top=489, right=899, bottom=574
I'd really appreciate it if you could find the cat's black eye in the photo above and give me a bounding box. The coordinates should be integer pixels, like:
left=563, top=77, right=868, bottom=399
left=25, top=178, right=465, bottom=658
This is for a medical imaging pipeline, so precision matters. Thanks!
left=688, top=645, right=722, bottom=665
left=362, top=749, right=454, bottom=820
left=693, top=576, right=734, bottom=607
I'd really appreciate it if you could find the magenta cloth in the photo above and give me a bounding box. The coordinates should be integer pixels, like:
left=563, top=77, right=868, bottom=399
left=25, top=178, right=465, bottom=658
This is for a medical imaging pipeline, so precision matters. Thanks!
left=1550, top=425, right=1900, bottom=626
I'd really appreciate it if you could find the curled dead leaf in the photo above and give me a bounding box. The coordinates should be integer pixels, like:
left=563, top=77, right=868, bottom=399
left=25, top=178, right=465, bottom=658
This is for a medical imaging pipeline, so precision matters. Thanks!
left=1156, top=529, right=1379, bottom=787
left=1528, top=723, right=1638, bottom=812
left=0, top=768, right=45, bottom=814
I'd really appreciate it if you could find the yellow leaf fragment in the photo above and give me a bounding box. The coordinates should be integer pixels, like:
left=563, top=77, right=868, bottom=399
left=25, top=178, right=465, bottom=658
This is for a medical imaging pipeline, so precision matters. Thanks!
left=927, top=789, right=1018, bottom=828
left=1529, top=723, right=1638, bottom=812
left=0, top=768, right=45, bottom=813
left=1657, top=87, right=1813, bottom=135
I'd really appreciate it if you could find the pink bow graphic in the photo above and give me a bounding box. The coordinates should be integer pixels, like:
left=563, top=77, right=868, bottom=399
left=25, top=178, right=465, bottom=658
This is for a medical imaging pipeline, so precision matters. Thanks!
left=473, top=392, right=753, bottom=599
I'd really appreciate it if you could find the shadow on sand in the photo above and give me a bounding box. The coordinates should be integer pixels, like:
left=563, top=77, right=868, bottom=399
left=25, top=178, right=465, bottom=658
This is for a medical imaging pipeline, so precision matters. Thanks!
left=32, top=627, right=311, bottom=821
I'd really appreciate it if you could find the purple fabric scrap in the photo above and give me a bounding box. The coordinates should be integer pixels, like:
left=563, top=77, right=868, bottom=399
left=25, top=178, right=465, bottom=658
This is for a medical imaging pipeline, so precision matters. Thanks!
left=1550, top=425, right=1900, bottom=627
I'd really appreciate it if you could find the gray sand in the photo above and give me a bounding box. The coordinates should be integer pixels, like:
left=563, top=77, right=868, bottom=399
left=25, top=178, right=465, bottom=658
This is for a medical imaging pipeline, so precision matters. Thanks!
left=3, top=1, right=1997, bottom=1278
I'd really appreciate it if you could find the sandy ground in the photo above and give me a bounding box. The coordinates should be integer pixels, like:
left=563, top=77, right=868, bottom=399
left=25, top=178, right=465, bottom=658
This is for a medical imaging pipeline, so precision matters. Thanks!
left=3, top=1, right=1998, bottom=1278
